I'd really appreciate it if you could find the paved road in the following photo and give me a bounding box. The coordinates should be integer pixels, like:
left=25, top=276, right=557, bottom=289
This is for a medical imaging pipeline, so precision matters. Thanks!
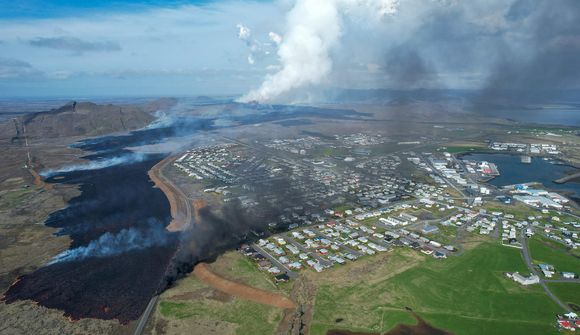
left=282, top=235, right=333, bottom=267
left=252, top=243, right=298, bottom=278
left=133, top=295, right=159, bottom=335
left=520, top=229, right=571, bottom=312
left=545, top=279, right=580, bottom=283
left=309, top=228, right=364, bottom=257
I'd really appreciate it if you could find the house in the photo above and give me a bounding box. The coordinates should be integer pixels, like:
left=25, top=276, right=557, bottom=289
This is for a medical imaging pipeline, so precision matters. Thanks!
left=562, top=272, right=576, bottom=279
left=538, top=264, right=555, bottom=278
left=399, top=213, right=418, bottom=222
left=275, top=274, right=290, bottom=282
left=433, top=251, right=447, bottom=259
left=422, top=224, right=439, bottom=234
left=510, top=272, right=540, bottom=285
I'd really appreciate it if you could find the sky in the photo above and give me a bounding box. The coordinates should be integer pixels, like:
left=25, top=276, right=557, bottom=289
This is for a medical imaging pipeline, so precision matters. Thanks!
left=0, top=0, right=579, bottom=101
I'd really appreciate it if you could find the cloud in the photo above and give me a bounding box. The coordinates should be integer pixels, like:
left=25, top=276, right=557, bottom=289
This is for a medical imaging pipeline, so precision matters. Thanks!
left=239, top=0, right=400, bottom=103
left=29, top=36, right=121, bottom=53
left=0, top=58, right=42, bottom=78
left=237, top=24, right=251, bottom=40
left=236, top=23, right=278, bottom=65
left=268, top=32, right=282, bottom=45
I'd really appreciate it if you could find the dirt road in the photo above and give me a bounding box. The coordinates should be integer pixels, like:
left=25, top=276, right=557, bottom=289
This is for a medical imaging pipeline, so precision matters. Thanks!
left=193, top=263, right=296, bottom=309
left=148, top=156, right=191, bottom=232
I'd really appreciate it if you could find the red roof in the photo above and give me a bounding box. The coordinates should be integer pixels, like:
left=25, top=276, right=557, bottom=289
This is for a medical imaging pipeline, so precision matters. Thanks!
left=558, top=320, right=573, bottom=329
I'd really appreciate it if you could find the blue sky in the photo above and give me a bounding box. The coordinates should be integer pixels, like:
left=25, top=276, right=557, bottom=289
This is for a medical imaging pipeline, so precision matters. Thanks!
left=0, top=0, right=282, bottom=97
left=0, top=1, right=215, bottom=18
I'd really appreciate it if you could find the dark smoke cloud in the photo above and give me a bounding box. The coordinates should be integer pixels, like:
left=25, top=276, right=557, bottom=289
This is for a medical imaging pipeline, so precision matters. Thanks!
left=161, top=174, right=311, bottom=289
left=383, top=44, right=437, bottom=89
left=477, top=0, right=580, bottom=103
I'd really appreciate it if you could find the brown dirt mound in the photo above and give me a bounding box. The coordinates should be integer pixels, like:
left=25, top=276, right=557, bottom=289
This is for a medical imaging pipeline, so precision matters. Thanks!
left=192, top=263, right=296, bottom=309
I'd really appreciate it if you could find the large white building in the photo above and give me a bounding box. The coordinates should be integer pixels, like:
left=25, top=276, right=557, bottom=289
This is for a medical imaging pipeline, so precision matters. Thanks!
left=510, top=272, right=540, bottom=285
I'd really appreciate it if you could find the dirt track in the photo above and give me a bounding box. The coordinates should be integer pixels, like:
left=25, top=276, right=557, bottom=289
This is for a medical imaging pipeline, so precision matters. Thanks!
left=148, top=156, right=189, bottom=232
left=29, top=168, right=53, bottom=191
left=193, top=263, right=297, bottom=309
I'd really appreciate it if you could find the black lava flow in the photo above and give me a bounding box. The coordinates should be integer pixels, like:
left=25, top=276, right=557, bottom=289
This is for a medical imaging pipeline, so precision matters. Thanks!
left=2, top=104, right=370, bottom=323
left=1, top=121, right=211, bottom=323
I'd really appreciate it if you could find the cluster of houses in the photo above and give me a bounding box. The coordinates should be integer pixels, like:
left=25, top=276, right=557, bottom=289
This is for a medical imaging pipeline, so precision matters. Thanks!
left=557, top=312, right=580, bottom=332
left=462, top=159, right=499, bottom=178
left=174, top=143, right=240, bottom=183
left=537, top=263, right=577, bottom=280
left=244, top=204, right=456, bottom=279
left=510, top=186, right=570, bottom=210
left=429, top=156, right=468, bottom=186
left=338, top=133, right=387, bottom=146
left=263, top=136, right=324, bottom=155
left=466, top=215, right=498, bottom=235
left=489, top=142, right=560, bottom=155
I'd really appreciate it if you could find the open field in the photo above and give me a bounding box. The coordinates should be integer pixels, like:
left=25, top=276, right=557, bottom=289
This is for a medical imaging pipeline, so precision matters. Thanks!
left=528, top=236, right=580, bottom=273
left=209, top=251, right=288, bottom=294
left=309, top=242, right=562, bottom=335
left=547, top=282, right=580, bottom=310
left=193, top=263, right=296, bottom=309
left=437, top=145, right=489, bottom=154
left=148, top=273, right=284, bottom=335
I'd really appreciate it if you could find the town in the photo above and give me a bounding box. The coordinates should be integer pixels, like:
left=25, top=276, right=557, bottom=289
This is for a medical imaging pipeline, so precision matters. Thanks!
left=168, top=131, right=580, bottom=332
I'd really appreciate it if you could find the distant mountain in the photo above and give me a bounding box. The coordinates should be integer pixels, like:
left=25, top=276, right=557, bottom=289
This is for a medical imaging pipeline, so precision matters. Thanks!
left=1, top=98, right=176, bottom=140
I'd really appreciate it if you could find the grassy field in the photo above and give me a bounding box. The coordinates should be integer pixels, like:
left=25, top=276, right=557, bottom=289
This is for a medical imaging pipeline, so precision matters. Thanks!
left=158, top=297, right=281, bottom=335
left=310, top=242, right=563, bottom=335
left=482, top=201, right=539, bottom=221
left=547, top=282, right=580, bottom=309
left=528, top=236, right=580, bottom=273
left=209, top=251, right=287, bottom=293
left=0, top=187, right=37, bottom=210
left=155, top=275, right=283, bottom=335
left=437, top=145, right=489, bottom=154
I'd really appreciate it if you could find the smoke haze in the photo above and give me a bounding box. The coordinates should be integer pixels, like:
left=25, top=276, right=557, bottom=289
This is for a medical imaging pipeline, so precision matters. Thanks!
left=239, top=0, right=580, bottom=104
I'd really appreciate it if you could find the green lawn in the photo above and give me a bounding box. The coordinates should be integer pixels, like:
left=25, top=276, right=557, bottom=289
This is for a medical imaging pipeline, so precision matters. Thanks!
left=310, top=242, right=563, bottom=335
left=0, top=187, right=37, bottom=210
left=159, top=298, right=282, bottom=335
left=547, top=282, right=580, bottom=309
left=438, top=146, right=488, bottom=154
left=528, top=236, right=580, bottom=273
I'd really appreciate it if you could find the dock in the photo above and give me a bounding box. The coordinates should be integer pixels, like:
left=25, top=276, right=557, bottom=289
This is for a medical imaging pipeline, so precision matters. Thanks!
left=554, top=171, right=580, bottom=184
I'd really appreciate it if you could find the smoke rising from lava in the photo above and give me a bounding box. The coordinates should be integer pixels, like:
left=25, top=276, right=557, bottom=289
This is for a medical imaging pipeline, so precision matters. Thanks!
left=49, top=222, right=171, bottom=264
left=41, top=152, right=149, bottom=177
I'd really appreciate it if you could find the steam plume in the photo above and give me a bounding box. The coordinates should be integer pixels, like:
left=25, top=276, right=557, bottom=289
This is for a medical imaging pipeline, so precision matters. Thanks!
left=41, top=152, right=149, bottom=177
left=239, top=0, right=399, bottom=103
left=49, top=223, right=170, bottom=264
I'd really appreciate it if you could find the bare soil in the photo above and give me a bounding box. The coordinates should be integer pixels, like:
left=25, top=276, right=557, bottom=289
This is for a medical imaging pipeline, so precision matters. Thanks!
left=192, top=263, right=297, bottom=309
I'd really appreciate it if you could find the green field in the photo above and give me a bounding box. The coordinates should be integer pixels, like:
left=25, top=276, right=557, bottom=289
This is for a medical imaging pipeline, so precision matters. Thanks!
left=210, top=252, right=288, bottom=293
left=159, top=298, right=281, bottom=335
left=310, top=242, right=563, bottom=335
left=157, top=274, right=283, bottom=335
left=438, top=146, right=488, bottom=154
left=547, top=282, right=580, bottom=309
left=528, top=236, right=580, bottom=273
